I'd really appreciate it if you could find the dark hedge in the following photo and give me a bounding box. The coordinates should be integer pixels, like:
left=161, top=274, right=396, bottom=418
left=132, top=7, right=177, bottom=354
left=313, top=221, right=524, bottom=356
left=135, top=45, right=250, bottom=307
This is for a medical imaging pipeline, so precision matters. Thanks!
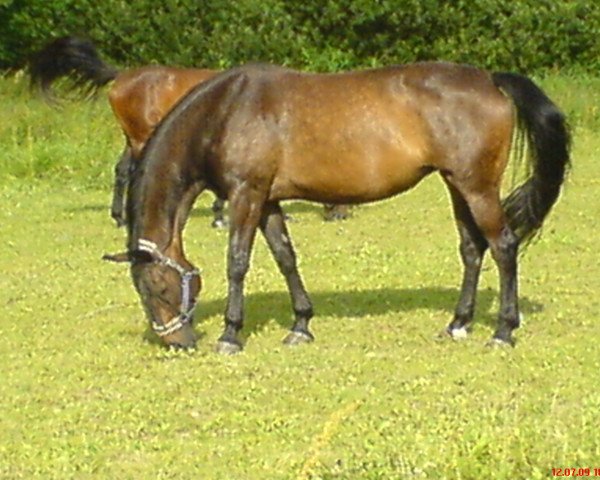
left=1, top=0, right=598, bottom=73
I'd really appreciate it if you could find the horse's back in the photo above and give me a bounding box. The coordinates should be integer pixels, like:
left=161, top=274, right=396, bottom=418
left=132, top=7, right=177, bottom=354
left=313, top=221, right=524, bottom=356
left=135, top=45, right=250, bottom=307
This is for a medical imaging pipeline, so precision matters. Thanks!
left=209, top=63, right=513, bottom=204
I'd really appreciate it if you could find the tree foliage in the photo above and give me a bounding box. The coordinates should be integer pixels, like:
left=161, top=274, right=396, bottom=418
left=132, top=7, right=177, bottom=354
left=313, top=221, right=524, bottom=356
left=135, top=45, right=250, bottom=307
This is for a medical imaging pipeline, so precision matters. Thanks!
left=1, top=0, right=598, bottom=72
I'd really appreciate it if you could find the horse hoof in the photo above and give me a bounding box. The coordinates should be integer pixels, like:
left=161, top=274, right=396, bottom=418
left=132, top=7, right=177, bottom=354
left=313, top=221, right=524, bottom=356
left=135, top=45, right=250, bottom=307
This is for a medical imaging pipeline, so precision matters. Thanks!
left=486, top=337, right=515, bottom=348
left=215, top=340, right=242, bottom=355
left=324, top=213, right=349, bottom=222
left=283, top=330, right=314, bottom=346
left=449, top=326, right=469, bottom=340
left=211, top=219, right=227, bottom=229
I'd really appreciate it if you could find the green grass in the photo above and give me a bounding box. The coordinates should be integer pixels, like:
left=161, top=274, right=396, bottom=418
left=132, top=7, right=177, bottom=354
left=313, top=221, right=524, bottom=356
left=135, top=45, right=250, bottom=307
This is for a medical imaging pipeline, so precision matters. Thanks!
left=1, top=73, right=599, bottom=479
left=0, top=71, right=121, bottom=186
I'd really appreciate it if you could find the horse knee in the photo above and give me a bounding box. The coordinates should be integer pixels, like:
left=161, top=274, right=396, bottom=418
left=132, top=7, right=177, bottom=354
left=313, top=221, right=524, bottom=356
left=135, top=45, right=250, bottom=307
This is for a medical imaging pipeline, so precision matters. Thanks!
left=491, top=227, right=518, bottom=264
left=459, top=238, right=485, bottom=269
left=228, top=251, right=250, bottom=282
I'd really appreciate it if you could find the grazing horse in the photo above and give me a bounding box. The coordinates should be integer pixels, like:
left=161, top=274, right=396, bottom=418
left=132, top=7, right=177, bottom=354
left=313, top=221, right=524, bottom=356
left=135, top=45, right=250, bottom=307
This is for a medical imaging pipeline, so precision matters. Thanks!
left=104, top=62, right=570, bottom=353
left=29, top=36, right=349, bottom=226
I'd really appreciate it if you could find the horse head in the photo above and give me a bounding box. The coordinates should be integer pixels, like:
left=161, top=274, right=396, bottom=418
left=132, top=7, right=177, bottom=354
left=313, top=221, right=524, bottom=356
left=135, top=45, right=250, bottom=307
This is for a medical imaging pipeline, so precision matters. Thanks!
left=103, top=239, right=201, bottom=349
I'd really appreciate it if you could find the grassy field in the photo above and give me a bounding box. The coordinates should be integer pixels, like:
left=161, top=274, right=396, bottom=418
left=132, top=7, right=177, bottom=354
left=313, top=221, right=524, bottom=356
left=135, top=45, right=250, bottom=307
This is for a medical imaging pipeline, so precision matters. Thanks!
left=0, top=72, right=599, bottom=479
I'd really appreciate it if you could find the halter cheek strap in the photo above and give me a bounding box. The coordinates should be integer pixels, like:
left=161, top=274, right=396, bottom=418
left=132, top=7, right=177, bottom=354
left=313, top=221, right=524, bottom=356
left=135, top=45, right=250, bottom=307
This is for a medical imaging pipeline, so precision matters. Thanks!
left=138, top=239, right=201, bottom=337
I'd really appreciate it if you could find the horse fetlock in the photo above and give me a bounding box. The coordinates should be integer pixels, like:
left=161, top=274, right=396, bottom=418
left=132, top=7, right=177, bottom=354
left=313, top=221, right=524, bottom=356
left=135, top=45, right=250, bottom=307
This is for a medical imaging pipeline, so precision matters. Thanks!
left=499, top=312, right=521, bottom=330
left=294, top=306, right=313, bottom=321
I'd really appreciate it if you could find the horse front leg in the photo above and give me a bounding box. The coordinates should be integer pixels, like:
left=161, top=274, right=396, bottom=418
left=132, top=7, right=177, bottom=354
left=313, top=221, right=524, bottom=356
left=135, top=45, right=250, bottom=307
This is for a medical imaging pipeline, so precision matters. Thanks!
left=216, top=188, right=264, bottom=354
left=110, top=146, right=133, bottom=227
left=260, top=202, right=314, bottom=345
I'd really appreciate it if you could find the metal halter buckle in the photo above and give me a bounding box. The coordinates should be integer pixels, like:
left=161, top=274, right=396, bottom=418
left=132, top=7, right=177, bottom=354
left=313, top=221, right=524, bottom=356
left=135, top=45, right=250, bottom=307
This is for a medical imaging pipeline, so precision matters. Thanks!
left=138, top=239, right=201, bottom=337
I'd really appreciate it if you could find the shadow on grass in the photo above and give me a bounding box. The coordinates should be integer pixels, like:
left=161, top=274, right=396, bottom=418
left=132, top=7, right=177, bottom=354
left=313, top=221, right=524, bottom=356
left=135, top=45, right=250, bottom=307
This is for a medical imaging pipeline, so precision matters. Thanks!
left=140, top=286, right=542, bottom=346
left=170, top=286, right=541, bottom=342
left=190, top=200, right=331, bottom=220
left=67, top=204, right=109, bottom=213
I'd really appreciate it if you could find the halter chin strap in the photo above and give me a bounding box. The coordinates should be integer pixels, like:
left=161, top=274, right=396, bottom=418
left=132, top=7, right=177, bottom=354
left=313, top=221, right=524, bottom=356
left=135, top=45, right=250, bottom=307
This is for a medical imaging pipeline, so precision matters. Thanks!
left=138, top=239, right=201, bottom=337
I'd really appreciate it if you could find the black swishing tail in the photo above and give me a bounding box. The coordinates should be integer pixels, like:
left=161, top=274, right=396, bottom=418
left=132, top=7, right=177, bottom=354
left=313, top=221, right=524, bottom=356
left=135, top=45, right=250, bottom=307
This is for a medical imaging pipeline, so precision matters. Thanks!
left=28, top=36, right=118, bottom=97
left=493, top=72, right=571, bottom=244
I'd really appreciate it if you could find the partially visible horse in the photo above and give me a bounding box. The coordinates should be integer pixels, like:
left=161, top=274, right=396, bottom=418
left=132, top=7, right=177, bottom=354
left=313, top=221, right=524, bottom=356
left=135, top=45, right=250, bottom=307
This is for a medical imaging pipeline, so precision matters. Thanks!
left=105, top=62, right=570, bottom=353
left=29, top=36, right=350, bottom=226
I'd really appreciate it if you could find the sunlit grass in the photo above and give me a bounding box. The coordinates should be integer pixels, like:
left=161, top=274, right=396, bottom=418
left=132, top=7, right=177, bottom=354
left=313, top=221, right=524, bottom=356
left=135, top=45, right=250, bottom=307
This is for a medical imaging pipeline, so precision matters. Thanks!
left=0, top=73, right=598, bottom=479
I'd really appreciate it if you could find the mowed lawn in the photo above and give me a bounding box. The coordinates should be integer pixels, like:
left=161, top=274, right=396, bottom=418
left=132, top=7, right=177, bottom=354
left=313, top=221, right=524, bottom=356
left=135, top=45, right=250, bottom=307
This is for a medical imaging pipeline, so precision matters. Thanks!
left=0, top=74, right=599, bottom=479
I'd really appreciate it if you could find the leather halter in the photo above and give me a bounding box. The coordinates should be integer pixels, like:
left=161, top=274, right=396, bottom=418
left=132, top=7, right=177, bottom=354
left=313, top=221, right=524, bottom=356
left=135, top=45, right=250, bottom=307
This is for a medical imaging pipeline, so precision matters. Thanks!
left=138, top=239, right=200, bottom=337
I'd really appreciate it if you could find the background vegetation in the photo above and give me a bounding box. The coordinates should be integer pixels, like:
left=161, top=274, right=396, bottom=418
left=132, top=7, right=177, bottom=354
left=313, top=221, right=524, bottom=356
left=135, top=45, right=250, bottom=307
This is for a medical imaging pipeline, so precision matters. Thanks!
left=1, top=0, right=599, bottom=73
left=1, top=2, right=599, bottom=477
left=0, top=71, right=599, bottom=478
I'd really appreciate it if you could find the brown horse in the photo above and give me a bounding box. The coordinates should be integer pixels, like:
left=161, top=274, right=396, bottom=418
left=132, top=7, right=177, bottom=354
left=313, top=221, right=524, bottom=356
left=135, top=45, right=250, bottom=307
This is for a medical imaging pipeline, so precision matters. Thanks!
left=29, top=36, right=350, bottom=226
left=105, top=65, right=218, bottom=226
left=105, top=62, right=570, bottom=353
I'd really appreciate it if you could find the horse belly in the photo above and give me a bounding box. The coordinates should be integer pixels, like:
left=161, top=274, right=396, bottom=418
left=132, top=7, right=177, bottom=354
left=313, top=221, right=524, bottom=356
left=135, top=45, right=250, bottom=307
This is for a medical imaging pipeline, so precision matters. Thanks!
left=271, top=140, right=430, bottom=203
left=266, top=79, right=434, bottom=203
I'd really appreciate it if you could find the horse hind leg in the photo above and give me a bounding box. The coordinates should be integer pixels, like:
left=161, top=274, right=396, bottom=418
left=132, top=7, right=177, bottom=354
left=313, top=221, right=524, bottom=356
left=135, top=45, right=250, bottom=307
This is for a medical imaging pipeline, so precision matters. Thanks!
left=110, top=146, right=132, bottom=227
left=449, top=180, right=520, bottom=346
left=259, top=202, right=314, bottom=345
left=488, top=225, right=520, bottom=346
left=443, top=180, right=488, bottom=340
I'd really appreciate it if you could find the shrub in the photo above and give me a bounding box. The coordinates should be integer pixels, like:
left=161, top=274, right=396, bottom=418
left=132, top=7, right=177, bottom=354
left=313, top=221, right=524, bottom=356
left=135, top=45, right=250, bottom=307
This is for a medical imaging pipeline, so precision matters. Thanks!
left=0, top=0, right=598, bottom=73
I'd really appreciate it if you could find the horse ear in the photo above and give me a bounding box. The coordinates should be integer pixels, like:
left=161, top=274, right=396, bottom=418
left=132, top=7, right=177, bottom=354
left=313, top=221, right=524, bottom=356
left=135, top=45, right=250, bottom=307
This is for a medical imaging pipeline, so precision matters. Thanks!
left=102, top=252, right=132, bottom=263
left=102, top=250, right=154, bottom=263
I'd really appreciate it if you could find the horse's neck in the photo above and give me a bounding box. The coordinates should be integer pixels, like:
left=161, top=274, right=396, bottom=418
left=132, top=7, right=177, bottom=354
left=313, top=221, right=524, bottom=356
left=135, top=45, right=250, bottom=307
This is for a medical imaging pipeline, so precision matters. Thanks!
left=130, top=172, right=203, bottom=260
left=130, top=168, right=180, bottom=252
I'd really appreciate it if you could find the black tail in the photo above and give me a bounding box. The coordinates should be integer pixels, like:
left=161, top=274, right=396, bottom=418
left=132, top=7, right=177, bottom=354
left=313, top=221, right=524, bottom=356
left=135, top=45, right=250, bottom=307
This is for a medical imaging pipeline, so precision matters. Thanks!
left=28, top=36, right=119, bottom=97
left=492, top=72, right=571, bottom=245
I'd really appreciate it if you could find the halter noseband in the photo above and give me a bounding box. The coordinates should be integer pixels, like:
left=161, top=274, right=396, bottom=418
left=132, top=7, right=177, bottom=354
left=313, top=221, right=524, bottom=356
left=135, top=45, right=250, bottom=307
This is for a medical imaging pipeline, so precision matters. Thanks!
left=138, top=239, right=201, bottom=337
